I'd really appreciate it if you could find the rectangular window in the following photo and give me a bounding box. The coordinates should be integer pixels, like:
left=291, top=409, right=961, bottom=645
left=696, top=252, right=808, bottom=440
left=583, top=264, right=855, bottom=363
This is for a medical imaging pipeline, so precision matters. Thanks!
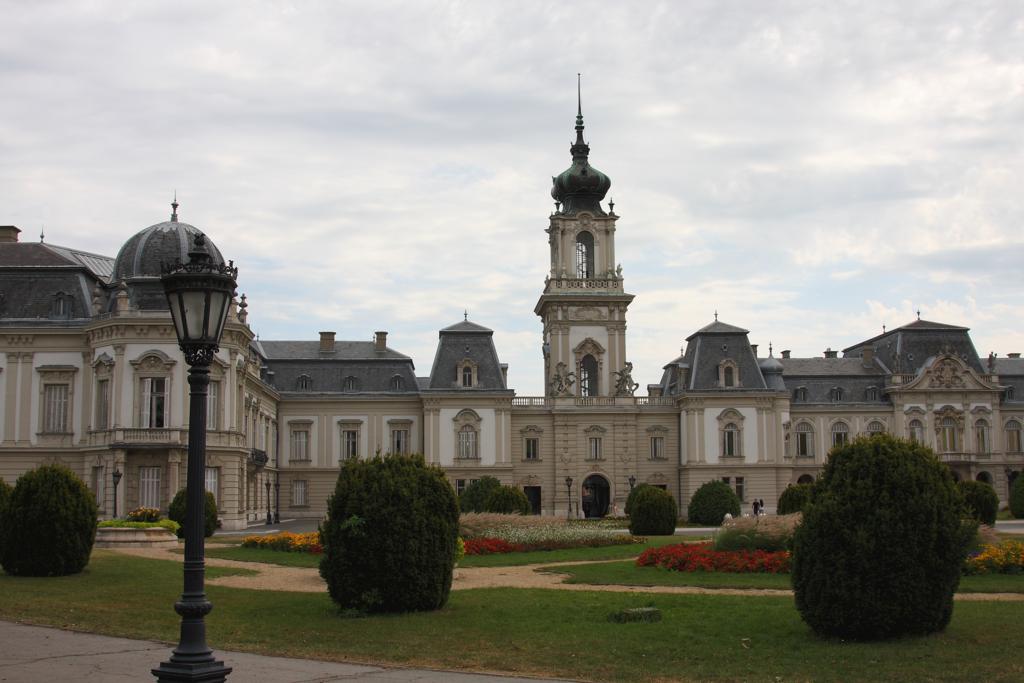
left=140, top=377, right=167, bottom=428
left=735, top=476, right=745, bottom=502
left=290, top=429, right=310, bottom=461
left=650, top=436, right=665, bottom=460
left=91, top=466, right=105, bottom=509
left=43, top=384, right=70, bottom=433
left=95, top=379, right=110, bottom=430
left=525, top=437, right=539, bottom=461
left=139, top=466, right=161, bottom=509
left=457, top=428, right=477, bottom=459
left=456, top=479, right=466, bottom=496
left=292, top=480, right=308, bottom=507
left=342, top=429, right=358, bottom=460
left=588, top=437, right=602, bottom=460
left=796, top=432, right=812, bottom=457
left=524, top=486, right=542, bottom=515
left=204, top=467, right=219, bottom=504
left=207, top=381, right=219, bottom=431
left=391, top=429, right=409, bottom=455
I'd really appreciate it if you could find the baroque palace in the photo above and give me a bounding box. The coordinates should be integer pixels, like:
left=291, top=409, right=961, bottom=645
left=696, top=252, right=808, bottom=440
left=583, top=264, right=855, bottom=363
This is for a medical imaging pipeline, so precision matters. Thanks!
left=2, top=106, right=1023, bottom=528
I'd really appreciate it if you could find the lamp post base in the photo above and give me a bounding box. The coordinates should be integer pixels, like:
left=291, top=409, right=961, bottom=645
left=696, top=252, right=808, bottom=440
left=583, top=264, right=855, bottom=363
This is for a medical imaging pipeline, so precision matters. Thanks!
left=152, top=659, right=232, bottom=682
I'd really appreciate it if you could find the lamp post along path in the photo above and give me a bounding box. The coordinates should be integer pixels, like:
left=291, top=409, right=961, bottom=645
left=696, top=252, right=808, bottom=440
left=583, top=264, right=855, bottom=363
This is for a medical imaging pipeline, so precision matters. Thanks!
left=153, top=233, right=236, bottom=683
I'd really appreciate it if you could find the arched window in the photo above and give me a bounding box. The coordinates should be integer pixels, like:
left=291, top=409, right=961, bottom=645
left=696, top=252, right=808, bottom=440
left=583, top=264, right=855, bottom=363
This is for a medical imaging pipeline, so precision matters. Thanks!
left=1006, top=419, right=1023, bottom=453
left=342, top=376, right=358, bottom=392
left=580, top=354, right=598, bottom=397
left=831, top=422, right=849, bottom=448
left=390, top=375, right=404, bottom=391
left=976, top=471, right=993, bottom=485
left=1006, top=386, right=1016, bottom=401
left=296, top=375, right=312, bottom=391
left=866, top=420, right=885, bottom=435
left=722, top=423, right=740, bottom=457
left=908, top=419, right=924, bottom=444
left=462, top=365, right=473, bottom=388
left=939, top=416, right=958, bottom=452
left=575, top=231, right=594, bottom=279
left=795, top=422, right=814, bottom=457
left=975, top=419, right=991, bottom=454
left=724, top=366, right=735, bottom=387
left=457, top=424, right=478, bottom=459
left=797, top=474, right=815, bottom=485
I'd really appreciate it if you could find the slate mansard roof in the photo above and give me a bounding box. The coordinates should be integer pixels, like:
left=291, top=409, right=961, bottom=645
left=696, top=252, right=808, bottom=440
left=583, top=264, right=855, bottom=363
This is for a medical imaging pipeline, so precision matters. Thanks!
left=659, top=319, right=768, bottom=395
left=259, top=339, right=418, bottom=395
left=427, top=318, right=509, bottom=391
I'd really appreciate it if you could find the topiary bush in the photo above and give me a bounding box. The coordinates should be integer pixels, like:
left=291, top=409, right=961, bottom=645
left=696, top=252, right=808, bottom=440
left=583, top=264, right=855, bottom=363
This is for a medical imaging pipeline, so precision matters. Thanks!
left=0, top=465, right=98, bottom=577
left=792, top=434, right=973, bottom=640
left=484, top=485, right=530, bottom=515
left=777, top=483, right=813, bottom=515
left=320, top=453, right=459, bottom=613
left=687, top=480, right=741, bottom=525
left=459, top=476, right=501, bottom=513
left=957, top=480, right=999, bottom=526
left=625, top=483, right=656, bottom=517
left=168, top=489, right=218, bottom=539
left=1011, top=472, right=1024, bottom=519
left=628, top=486, right=677, bottom=535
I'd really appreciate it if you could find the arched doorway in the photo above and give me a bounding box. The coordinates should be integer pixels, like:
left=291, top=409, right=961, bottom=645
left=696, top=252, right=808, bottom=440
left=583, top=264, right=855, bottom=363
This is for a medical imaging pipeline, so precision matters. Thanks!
left=976, top=471, right=992, bottom=485
left=581, top=474, right=610, bottom=518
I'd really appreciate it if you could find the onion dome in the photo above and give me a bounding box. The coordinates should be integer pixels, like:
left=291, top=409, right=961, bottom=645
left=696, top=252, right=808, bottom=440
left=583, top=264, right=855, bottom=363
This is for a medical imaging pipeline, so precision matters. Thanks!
left=110, top=198, right=226, bottom=310
left=551, top=77, right=611, bottom=216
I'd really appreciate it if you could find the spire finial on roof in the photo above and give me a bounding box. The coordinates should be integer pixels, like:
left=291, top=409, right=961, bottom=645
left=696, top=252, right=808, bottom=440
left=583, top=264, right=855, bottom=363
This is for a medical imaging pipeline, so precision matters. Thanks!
left=171, top=191, right=179, bottom=222
left=574, top=73, right=586, bottom=146
left=714, top=310, right=718, bottom=322
left=883, top=324, right=886, bottom=333
left=464, top=309, right=468, bottom=321
left=769, top=342, right=773, bottom=357
left=916, top=309, right=921, bottom=320
left=39, top=225, right=44, bottom=243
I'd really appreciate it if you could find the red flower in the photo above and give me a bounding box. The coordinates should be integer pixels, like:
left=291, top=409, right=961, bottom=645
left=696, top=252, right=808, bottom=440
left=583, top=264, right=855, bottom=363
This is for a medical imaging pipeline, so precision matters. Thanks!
left=636, top=542, right=790, bottom=573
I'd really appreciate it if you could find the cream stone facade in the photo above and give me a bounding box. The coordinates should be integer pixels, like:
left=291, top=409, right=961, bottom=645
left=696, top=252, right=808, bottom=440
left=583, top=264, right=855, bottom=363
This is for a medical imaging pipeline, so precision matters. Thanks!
left=2, top=107, right=1023, bottom=525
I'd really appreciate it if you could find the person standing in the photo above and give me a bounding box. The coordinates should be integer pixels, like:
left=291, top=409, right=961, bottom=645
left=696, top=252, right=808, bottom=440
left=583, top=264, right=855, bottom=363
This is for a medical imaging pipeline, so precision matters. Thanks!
left=752, top=499, right=761, bottom=516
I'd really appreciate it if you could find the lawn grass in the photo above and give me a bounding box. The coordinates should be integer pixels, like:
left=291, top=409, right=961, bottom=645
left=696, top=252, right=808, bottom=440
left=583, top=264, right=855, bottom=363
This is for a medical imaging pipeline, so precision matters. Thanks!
left=460, top=534, right=690, bottom=568
left=205, top=545, right=322, bottom=568
left=550, top=560, right=1024, bottom=593
left=1, top=552, right=1022, bottom=682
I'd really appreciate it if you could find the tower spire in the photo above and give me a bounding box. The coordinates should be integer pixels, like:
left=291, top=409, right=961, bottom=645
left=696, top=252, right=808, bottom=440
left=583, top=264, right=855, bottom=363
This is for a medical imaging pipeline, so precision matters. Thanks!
left=171, top=191, right=179, bottom=222
left=574, top=73, right=585, bottom=147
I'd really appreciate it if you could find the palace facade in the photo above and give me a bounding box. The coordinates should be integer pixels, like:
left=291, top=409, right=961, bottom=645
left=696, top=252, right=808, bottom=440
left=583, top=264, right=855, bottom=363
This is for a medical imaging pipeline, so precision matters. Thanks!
left=2, top=108, right=1022, bottom=527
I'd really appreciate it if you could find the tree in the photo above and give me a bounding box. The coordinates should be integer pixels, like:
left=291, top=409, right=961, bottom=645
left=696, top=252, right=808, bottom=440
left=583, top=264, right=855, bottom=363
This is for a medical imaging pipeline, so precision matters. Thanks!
left=687, top=480, right=740, bottom=525
left=484, top=485, right=530, bottom=515
left=459, top=476, right=501, bottom=513
left=777, top=483, right=813, bottom=515
left=957, top=480, right=998, bottom=526
left=628, top=486, right=677, bottom=535
left=168, top=489, right=218, bottom=538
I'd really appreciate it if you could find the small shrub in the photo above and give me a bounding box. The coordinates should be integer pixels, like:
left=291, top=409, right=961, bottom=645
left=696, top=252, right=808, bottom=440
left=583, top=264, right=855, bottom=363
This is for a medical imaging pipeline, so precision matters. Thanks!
left=459, top=476, right=501, bottom=513
left=0, top=464, right=98, bottom=577
left=320, top=453, right=459, bottom=613
left=126, top=506, right=162, bottom=522
left=957, top=480, right=999, bottom=526
left=628, top=486, right=677, bottom=535
left=1011, top=473, right=1024, bottom=519
left=714, top=513, right=801, bottom=552
left=792, top=434, right=973, bottom=640
left=168, top=489, right=218, bottom=539
left=687, top=480, right=740, bottom=526
left=777, top=483, right=813, bottom=515
left=484, top=485, right=530, bottom=515
left=625, top=483, right=656, bottom=516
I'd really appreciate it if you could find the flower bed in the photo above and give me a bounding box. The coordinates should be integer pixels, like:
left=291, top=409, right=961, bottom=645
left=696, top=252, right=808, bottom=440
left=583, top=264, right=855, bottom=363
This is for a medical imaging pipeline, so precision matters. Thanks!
left=637, top=542, right=791, bottom=573
left=964, top=540, right=1024, bottom=575
left=98, top=519, right=180, bottom=534
left=463, top=524, right=638, bottom=555
left=241, top=531, right=322, bottom=554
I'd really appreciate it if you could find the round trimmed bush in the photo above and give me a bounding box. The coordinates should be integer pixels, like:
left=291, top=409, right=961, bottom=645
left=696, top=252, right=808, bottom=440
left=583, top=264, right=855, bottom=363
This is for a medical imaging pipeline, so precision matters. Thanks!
left=792, top=434, right=972, bottom=640
left=168, top=489, right=218, bottom=539
left=459, top=476, right=501, bottom=513
left=687, top=480, right=741, bottom=525
left=484, top=485, right=530, bottom=515
left=0, top=465, right=98, bottom=576
left=625, top=483, right=656, bottom=517
left=777, top=483, right=813, bottom=515
left=1011, top=472, right=1024, bottom=519
left=628, top=486, right=677, bottom=535
left=957, top=480, right=998, bottom=526
left=320, top=453, right=459, bottom=613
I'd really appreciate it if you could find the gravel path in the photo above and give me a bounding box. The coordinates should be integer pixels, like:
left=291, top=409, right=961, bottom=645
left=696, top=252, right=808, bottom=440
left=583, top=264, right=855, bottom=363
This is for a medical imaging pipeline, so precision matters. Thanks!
left=106, top=547, right=1024, bottom=601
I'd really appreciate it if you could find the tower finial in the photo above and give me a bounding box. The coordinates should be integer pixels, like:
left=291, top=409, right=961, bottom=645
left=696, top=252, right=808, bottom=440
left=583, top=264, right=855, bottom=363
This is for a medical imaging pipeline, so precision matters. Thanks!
left=916, top=308, right=921, bottom=321
left=40, top=225, right=45, bottom=243
left=573, top=73, right=586, bottom=147
left=769, top=342, right=773, bottom=357
left=714, top=310, right=718, bottom=322
left=171, top=191, right=179, bottom=222
left=464, top=309, right=468, bottom=321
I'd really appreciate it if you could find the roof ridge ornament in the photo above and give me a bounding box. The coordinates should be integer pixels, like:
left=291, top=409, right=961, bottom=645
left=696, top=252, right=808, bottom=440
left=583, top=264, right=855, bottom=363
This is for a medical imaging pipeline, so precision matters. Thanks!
left=171, top=191, right=179, bottom=222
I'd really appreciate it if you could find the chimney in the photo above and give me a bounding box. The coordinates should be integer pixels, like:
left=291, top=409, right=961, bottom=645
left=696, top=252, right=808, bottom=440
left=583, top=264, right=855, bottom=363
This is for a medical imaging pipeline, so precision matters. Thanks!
left=781, top=350, right=791, bottom=359
left=824, top=348, right=838, bottom=359
left=647, top=384, right=663, bottom=398
left=1009, top=353, right=1021, bottom=359
left=750, top=344, right=758, bottom=357
left=0, top=225, right=21, bottom=243
left=500, top=363, right=508, bottom=386
left=862, top=346, right=875, bottom=368
left=374, top=330, right=388, bottom=353
left=319, top=331, right=335, bottom=353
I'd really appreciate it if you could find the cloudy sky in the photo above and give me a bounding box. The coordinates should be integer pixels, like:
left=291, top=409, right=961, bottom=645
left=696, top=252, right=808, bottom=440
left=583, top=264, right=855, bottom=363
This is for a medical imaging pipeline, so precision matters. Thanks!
left=2, top=1, right=1022, bottom=394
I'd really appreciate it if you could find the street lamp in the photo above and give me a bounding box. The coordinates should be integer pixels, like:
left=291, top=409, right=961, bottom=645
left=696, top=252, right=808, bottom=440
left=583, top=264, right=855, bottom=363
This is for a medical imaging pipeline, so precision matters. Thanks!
left=565, top=476, right=573, bottom=519
left=112, top=469, right=123, bottom=518
left=273, top=478, right=280, bottom=524
left=153, top=233, right=236, bottom=683
left=628, top=475, right=636, bottom=491
left=265, top=479, right=272, bottom=525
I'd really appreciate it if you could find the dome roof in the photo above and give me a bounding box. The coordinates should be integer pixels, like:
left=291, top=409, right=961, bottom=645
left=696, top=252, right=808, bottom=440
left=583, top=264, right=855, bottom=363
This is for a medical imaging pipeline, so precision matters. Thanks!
left=759, top=356, right=784, bottom=373
left=551, top=92, right=611, bottom=216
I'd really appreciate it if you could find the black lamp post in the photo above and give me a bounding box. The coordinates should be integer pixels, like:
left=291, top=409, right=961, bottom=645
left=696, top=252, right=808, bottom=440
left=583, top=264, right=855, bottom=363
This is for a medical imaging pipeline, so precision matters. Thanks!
left=265, top=479, right=272, bottom=525
left=628, top=475, right=636, bottom=491
left=273, top=477, right=280, bottom=524
left=153, top=233, right=236, bottom=683
left=112, top=469, right=123, bottom=518
left=565, top=476, right=573, bottom=519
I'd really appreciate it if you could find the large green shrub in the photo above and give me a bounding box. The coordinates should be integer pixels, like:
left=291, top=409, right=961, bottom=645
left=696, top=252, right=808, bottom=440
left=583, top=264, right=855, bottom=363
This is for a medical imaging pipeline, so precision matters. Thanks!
left=0, top=465, right=98, bottom=577
left=0, top=478, right=11, bottom=560
left=777, top=483, right=813, bottom=515
left=168, top=489, right=218, bottom=539
left=687, top=480, right=741, bottom=525
left=1011, top=472, right=1024, bottom=519
left=628, top=486, right=677, bottom=535
left=957, top=480, right=999, bottom=526
left=624, top=483, right=656, bottom=517
left=792, top=434, right=972, bottom=640
left=320, top=453, right=459, bottom=613
left=484, top=485, right=530, bottom=515
left=459, top=476, right=501, bottom=513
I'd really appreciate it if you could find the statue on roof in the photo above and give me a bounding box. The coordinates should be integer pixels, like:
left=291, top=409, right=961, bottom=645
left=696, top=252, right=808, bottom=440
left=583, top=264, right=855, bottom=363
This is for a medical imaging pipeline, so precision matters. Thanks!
left=614, top=362, right=639, bottom=396
left=549, top=361, right=576, bottom=397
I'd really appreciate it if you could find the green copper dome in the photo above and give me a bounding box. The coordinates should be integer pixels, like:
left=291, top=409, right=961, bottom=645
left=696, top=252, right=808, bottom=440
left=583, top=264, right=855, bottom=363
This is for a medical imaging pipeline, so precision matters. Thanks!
left=551, top=88, right=611, bottom=216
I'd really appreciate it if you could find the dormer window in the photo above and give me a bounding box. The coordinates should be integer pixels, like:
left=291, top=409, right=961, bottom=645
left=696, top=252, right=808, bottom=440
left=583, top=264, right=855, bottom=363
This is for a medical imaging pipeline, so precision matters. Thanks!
left=718, top=359, right=740, bottom=388
left=865, top=386, right=879, bottom=401
left=456, top=358, right=478, bottom=389
left=52, top=292, right=70, bottom=319
left=794, top=387, right=808, bottom=402
left=296, top=375, right=312, bottom=391
left=575, top=231, right=595, bottom=279
left=830, top=387, right=843, bottom=402
left=342, top=376, right=359, bottom=392
left=390, top=375, right=404, bottom=391
left=462, top=366, right=473, bottom=387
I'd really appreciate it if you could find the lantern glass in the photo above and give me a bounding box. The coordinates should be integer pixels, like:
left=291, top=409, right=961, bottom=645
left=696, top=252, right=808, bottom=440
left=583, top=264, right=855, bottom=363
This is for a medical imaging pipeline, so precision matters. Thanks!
left=207, top=289, right=231, bottom=340
left=181, top=289, right=208, bottom=342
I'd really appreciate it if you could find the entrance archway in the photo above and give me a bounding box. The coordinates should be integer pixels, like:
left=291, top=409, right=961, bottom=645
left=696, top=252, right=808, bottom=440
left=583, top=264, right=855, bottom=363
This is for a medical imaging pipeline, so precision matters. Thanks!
left=581, top=474, right=610, bottom=518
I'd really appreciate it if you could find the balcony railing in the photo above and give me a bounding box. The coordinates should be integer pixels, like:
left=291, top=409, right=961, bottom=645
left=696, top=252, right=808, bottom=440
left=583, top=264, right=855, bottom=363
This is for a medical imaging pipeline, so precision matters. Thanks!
left=511, top=396, right=675, bottom=408
left=545, top=277, right=622, bottom=292
left=249, top=448, right=268, bottom=468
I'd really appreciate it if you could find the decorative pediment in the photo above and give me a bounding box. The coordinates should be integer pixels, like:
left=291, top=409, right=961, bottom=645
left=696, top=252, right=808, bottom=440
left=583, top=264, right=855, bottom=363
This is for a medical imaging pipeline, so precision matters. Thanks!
left=716, top=408, right=745, bottom=426
left=452, top=409, right=481, bottom=427
left=92, top=352, right=115, bottom=368
left=903, top=405, right=927, bottom=416
left=970, top=405, right=993, bottom=415
left=573, top=337, right=606, bottom=358
left=648, top=472, right=667, bottom=484
left=646, top=425, right=669, bottom=435
left=518, top=474, right=541, bottom=486
left=933, top=404, right=964, bottom=429
left=520, top=424, right=544, bottom=436
left=130, top=349, right=176, bottom=372
left=570, top=306, right=607, bottom=321
left=583, top=424, right=607, bottom=435
left=902, top=355, right=996, bottom=392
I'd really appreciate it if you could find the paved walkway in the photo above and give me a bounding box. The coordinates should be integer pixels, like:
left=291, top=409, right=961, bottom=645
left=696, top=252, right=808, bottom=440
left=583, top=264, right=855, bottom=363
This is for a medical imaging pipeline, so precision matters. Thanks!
left=0, top=621, right=571, bottom=683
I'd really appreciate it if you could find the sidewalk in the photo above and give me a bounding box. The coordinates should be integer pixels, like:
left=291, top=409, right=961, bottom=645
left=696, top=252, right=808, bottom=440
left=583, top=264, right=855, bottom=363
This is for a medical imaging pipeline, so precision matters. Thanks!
left=0, top=621, right=570, bottom=683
